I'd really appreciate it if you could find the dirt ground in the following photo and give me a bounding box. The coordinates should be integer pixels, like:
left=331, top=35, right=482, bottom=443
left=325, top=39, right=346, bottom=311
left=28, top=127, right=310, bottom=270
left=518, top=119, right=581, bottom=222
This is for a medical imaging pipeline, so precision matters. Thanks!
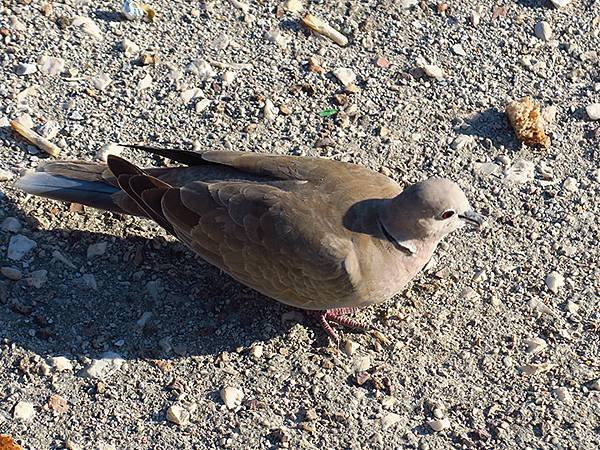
left=1, top=0, right=599, bottom=449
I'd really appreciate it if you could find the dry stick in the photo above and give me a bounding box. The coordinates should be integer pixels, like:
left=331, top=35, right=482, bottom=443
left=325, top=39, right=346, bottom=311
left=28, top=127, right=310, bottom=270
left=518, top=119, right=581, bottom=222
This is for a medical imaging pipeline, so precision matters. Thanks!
left=10, top=120, right=61, bottom=157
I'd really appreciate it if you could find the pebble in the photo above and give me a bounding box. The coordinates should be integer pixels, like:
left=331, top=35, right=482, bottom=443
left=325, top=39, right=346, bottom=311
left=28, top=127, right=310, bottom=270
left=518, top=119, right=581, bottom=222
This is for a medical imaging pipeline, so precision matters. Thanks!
left=78, top=273, right=98, bottom=290
left=427, top=417, right=451, bottom=432
left=550, top=0, right=571, bottom=7
left=399, top=0, right=418, bottom=9
left=122, top=38, right=140, bottom=57
left=16, top=63, right=37, bottom=76
left=92, top=73, right=112, bottom=91
left=585, top=103, right=600, bottom=121
left=590, top=379, right=600, bottom=391
left=450, top=134, right=475, bottom=150
left=1, top=217, right=22, bottom=233
left=26, top=269, right=48, bottom=288
left=7, top=234, right=37, bottom=261
left=524, top=337, right=547, bottom=354
left=473, top=162, right=500, bottom=178
left=375, top=56, right=391, bottom=69
left=87, top=242, right=107, bottom=259
left=352, top=356, right=371, bottom=373
left=196, top=99, right=212, bottom=113
left=48, top=356, right=73, bottom=372
left=186, top=59, right=215, bottom=79
left=534, top=21, right=552, bottom=41
left=504, top=159, right=535, bottom=184
left=166, top=404, right=190, bottom=426
left=283, top=0, right=303, bottom=14
left=72, top=16, right=103, bottom=40
left=137, top=74, right=153, bottom=90
left=381, top=413, right=402, bottom=430
left=96, top=143, right=122, bottom=162
left=562, top=177, right=578, bottom=192
left=1, top=267, right=22, bottom=281
left=344, top=339, right=360, bottom=356
left=263, top=99, right=279, bottom=121
left=250, top=345, right=263, bottom=359
left=13, top=401, right=35, bottom=421
left=333, top=68, right=356, bottom=87
left=553, top=387, right=573, bottom=403
left=422, top=64, right=444, bottom=80
left=519, top=362, right=555, bottom=375
left=221, top=71, right=236, bottom=85
left=451, top=43, right=466, bottom=56
left=39, top=120, right=61, bottom=140
left=38, top=55, right=65, bottom=75
left=220, top=386, right=244, bottom=409
left=545, top=271, right=564, bottom=294
left=48, top=394, right=69, bottom=413
left=80, top=352, right=124, bottom=379
left=0, top=168, right=15, bottom=181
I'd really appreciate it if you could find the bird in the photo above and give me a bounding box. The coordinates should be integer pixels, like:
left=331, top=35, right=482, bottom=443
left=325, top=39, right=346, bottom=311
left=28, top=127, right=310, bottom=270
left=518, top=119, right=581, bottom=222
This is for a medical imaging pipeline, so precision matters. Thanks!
left=15, top=145, right=482, bottom=343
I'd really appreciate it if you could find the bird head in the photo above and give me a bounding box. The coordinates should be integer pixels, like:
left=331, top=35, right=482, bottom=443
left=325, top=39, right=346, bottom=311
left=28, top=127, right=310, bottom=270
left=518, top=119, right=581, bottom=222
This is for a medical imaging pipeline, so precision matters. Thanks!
left=380, top=178, right=482, bottom=254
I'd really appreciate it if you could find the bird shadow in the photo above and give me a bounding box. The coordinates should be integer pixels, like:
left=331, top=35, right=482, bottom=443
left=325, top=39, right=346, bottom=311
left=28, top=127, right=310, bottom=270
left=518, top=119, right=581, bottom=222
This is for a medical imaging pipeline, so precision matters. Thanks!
left=460, top=108, right=521, bottom=151
left=0, top=193, right=312, bottom=362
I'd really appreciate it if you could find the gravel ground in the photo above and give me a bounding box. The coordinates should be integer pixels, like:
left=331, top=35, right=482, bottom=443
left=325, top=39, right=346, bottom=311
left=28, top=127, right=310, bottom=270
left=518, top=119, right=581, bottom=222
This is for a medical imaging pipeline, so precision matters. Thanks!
left=1, top=0, right=599, bottom=449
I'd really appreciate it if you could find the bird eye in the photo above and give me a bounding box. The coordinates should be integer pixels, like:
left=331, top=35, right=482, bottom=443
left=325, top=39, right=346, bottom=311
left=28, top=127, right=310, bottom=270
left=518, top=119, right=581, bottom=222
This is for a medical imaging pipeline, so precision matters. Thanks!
left=441, top=210, right=455, bottom=220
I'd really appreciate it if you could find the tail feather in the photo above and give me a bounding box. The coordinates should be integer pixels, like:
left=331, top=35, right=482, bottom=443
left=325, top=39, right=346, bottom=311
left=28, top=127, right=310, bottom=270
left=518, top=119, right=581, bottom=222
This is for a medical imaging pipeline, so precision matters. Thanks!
left=15, top=161, right=126, bottom=214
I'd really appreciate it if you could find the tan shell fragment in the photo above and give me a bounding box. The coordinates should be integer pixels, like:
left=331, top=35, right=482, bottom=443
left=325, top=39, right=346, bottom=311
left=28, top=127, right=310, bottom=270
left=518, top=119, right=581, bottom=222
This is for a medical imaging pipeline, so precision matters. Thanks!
left=302, top=14, right=348, bottom=46
left=505, top=96, right=551, bottom=149
left=10, top=120, right=61, bottom=157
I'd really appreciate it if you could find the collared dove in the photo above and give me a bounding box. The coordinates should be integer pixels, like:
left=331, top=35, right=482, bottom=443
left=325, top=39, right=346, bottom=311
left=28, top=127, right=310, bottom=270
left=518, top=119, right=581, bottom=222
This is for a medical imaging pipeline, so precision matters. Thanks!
left=16, top=145, right=482, bottom=342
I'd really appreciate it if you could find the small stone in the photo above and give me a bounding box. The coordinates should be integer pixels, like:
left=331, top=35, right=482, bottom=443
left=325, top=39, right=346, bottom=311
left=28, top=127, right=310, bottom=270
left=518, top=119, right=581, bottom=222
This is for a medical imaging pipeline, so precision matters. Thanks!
left=451, top=43, right=466, bottom=56
left=524, top=337, right=547, bottom=354
left=422, top=64, right=444, bottom=80
left=399, top=0, right=418, bottom=9
left=250, top=345, right=263, bottom=359
left=13, top=401, right=35, bottom=420
left=428, top=417, right=451, bottom=432
left=92, top=73, right=112, bottom=91
left=38, top=120, right=61, bottom=140
left=585, top=103, right=600, bottom=121
left=553, top=387, right=573, bottom=403
left=196, top=99, right=212, bottom=113
left=352, top=355, right=371, bottom=373
left=185, top=59, right=215, bottom=79
left=264, top=99, right=279, bottom=121
left=1, top=267, right=22, bottom=281
left=16, top=63, right=37, bottom=76
left=137, top=74, right=153, bottom=90
left=122, top=38, right=140, bottom=57
left=222, top=71, right=236, bottom=85
left=48, top=394, right=69, bottom=413
left=26, top=270, right=47, bottom=288
left=375, top=56, right=390, bottom=68
left=541, top=105, right=558, bottom=124
left=381, top=413, right=402, bottom=430
left=80, top=352, right=124, bottom=379
left=566, top=301, right=579, bottom=314
left=96, top=143, right=122, bottom=162
left=48, top=356, right=73, bottom=372
left=504, top=159, right=535, bottom=184
left=590, top=379, right=600, bottom=391
left=545, top=271, right=564, bottom=294
left=7, top=234, right=37, bottom=261
left=71, top=16, right=103, bottom=39
left=0, top=169, right=15, bottom=181
left=519, top=362, right=554, bottom=375
left=87, top=242, right=107, bottom=259
left=550, top=0, right=572, bottom=7
left=166, top=404, right=190, bottom=426
left=451, top=134, right=475, bottom=150
left=473, top=162, right=500, bottom=178
left=333, top=68, right=356, bottom=87
left=562, top=177, right=578, bottom=192
left=283, top=0, right=303, bottom=14
left=180, top=88, right=204, bottom=104
left=220, top=386, right=244, bottom=409
left=38, top=55, right=65, bottom=75
left=1, top=217, right=22, bottom=233
left=343, top=339, right=360, bottom=356
left=534, top=21, right=552, bottom=41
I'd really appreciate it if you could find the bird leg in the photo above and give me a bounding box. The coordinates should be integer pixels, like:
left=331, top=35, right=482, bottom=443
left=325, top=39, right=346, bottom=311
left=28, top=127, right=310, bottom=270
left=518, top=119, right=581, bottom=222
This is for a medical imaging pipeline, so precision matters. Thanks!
left=309, top=307, right=369, bottom=344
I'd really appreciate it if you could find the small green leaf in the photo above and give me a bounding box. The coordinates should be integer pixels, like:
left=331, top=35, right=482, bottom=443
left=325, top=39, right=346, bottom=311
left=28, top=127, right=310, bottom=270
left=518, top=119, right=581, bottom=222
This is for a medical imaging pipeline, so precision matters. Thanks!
left=318, top=108, right=338, bottom=118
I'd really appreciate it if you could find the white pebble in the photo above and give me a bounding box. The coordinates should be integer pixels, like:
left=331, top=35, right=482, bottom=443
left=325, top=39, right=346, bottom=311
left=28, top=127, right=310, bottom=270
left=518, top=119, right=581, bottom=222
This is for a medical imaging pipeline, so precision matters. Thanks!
left=92, top=73, right=113, bottom=92
left=166, top=404, right=190, bottom=426
left=221, top=71, right=236, bottom=85
left=185, top=59, right=216, bottom=80
left=13, top=401, right=35, bottom=420
left=180, top=88, right=204, bottom=104
left=137, top=74, right=153, bottom=90
left=504, top=159, right=535, bottom=184
left=16, top=63, right=37, bottom=76
left=451, top=134, right=475, bottom=151
left=48, top=356, right=73, bottom=372
left=38, top=55, right=65, bottom=75
left=586, top=103, right=600, bottom=121
left=7, top=234, right=37, bottom=261
left=562, top=177, right=578, bottom=192
left=196, top=99, right=212, bottom=113
left=550, top=0, right=571, bottom=7
left=0, top=168, right=15, bottom=181
left=80, top=352, right=124, bottom=379
left=283, top=0, right=303, bottom=14
left=263, top=99, right=279, bottom=121
left=428, top=417, right=451, bottom=432
left=545, top=271, right=565, bottom=294
left=381, top=413, right=402, bottom=430
left=122, top=38, right=140, bottom=57
left=220, top=386, right=244, bottom=409
left=72, top=16, right=103, bottom=40
left=343, top=339, right=360, bottom=356
left=451, top=43, right=466, bottom=56
left=534, top=21, right=552, bottom=41
left=250, top=345, right=263, bottom=359
left=553, top=387, right=573, bottom=403
left=422, top=64, right=444, bottom=80
left=333, top=68, right=356, bottom=87
left=524, top=337, right=547, bottom=354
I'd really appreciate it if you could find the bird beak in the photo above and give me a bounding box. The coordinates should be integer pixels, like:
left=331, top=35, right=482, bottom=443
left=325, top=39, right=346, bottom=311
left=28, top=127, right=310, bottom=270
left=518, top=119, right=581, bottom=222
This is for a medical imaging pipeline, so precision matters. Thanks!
left=459, top=210, right=483, bottom=228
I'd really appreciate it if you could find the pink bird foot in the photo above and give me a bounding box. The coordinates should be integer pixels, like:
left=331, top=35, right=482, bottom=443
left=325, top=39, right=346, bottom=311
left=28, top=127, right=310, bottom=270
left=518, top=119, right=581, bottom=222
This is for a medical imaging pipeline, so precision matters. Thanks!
left=309, top=307, right=369, bottom=344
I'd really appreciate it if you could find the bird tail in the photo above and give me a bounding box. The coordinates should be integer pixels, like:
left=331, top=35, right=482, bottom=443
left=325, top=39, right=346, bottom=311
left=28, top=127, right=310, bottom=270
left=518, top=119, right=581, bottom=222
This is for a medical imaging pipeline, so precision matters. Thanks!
left=14, top=160, right=127, bottom=214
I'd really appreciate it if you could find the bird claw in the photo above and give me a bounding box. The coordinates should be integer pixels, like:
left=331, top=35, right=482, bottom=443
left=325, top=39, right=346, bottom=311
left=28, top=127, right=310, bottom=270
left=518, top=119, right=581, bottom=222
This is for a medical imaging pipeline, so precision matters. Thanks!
left=308, top=308, right=371, bottom=345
